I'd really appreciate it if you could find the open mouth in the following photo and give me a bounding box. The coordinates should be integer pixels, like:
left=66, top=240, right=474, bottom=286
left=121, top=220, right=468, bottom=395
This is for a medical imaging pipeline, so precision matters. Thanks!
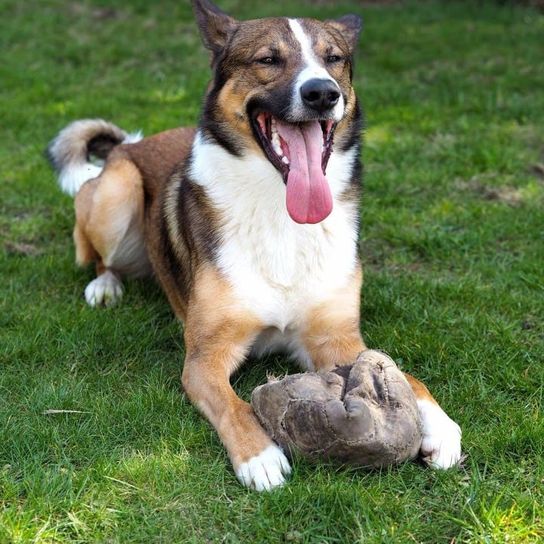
left=252, top=113, right=336, bottom=224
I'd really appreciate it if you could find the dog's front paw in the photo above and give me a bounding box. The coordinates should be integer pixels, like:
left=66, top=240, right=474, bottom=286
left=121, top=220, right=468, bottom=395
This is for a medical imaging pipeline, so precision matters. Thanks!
left=418, top=400, right=462, bottom=469
left=84, top=271, right=123, bottom=307
left=235, top=444, right=291, bottom=491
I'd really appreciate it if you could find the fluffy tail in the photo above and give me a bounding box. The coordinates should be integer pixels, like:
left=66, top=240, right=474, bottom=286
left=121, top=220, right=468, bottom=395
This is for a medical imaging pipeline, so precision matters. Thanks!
left=46, top=119, right=143, bottom=196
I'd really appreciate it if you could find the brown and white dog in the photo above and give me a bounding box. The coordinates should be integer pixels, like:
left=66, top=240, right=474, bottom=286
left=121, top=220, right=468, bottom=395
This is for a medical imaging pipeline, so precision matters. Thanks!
left=48, top=0, right=461, bottom=490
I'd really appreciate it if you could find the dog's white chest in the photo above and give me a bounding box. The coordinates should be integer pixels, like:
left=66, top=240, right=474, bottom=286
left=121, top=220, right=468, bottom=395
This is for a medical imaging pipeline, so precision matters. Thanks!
left=191, top=134, right=359, bottom=329
left=220, top=208, right=356, bottom=329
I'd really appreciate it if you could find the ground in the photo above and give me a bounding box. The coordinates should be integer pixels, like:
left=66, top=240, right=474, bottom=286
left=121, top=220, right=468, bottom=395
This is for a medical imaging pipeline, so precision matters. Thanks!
left=1, top=0, right=543, bottom=542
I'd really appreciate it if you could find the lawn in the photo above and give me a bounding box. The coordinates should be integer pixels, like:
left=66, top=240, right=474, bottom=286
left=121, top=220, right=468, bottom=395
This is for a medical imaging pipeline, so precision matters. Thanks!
left=1, top=0, right=543, bottom=542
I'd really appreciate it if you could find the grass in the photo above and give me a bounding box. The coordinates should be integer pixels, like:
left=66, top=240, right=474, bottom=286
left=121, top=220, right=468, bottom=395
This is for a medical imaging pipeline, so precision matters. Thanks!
left=1, top=0, right=543, bottom=542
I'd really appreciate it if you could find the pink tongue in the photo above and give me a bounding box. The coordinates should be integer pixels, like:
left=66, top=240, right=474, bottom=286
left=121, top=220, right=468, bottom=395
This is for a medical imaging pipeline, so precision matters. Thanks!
left=275, top=120, right=333, bottom=224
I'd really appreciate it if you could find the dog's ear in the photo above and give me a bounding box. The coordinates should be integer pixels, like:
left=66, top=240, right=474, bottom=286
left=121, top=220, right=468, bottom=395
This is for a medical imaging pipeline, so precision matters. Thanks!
left=192, top=0, right=238, bottom=57
left=327, top=14, right=362, bottom=54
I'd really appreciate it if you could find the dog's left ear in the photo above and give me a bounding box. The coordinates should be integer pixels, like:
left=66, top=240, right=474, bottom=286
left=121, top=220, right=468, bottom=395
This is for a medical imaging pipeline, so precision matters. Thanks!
left=192, top=0, right=239, bottom=57
left=327, top=14, right=362, bottom=54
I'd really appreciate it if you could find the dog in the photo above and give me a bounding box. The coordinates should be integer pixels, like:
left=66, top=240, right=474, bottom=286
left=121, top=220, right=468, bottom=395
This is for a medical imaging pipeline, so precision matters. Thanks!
left=47, top=0, right=461, bottom=490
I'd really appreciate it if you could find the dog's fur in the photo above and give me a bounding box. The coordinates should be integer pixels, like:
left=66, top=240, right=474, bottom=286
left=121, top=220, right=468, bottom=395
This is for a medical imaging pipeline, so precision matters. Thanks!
left=48, top=0, right=461, bottom=490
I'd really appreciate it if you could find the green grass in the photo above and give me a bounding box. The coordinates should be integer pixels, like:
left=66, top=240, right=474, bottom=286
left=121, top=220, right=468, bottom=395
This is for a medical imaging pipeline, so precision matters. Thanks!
left=1, top=0, right=544, bottom=542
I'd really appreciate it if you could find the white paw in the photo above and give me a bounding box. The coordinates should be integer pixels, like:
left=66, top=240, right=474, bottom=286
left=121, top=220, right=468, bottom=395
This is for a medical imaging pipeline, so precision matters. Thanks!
left=418, top=400, right=462, bottom=469
left=84, top=271, right=123, bottom=307
left=235, top=444, right=291, bottom=491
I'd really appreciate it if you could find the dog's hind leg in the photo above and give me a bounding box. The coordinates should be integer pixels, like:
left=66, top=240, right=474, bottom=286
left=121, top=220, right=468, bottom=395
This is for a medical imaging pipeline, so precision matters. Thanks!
left=74, top=158, right=150, bottom=307
left=83, top=261, right=124, bottom=308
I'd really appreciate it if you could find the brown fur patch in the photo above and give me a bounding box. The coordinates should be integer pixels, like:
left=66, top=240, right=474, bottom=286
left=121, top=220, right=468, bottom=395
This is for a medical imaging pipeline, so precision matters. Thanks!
left=119, top=127, right=196, bottom=196
left=215, top=79, right=261, bottom=154
left=302, top=265, right=366, bottom=370
left=145, top=167, right=223, bottom=321
left=181, top=266, right=272, bottom=466
left=73, top=179, right=99, bottom=266
left=404, top=374, right=439, bottom=404
left=74, top=158, right=148, bottom=276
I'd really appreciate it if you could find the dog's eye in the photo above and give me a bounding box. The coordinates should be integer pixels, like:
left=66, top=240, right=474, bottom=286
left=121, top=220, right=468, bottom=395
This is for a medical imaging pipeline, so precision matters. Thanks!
left=257, top=56, right=278, bottom=65
left=326, top=54, right=343, bottom=64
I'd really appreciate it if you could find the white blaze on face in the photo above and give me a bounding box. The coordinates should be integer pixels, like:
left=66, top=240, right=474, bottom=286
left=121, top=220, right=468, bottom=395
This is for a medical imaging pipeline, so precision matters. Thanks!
left=288, top=18, right=345, bottom=122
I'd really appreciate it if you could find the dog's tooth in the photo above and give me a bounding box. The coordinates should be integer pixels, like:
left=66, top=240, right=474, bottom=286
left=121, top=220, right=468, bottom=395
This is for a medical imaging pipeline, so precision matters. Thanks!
left=282, top=156, right=289, bottom=165
left=272, top=132, right=282, bottom=156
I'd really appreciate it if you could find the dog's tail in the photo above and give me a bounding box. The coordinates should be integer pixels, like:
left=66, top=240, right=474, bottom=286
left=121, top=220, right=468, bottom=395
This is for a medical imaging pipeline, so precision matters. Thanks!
left=46, top=119, right=143, bottom=197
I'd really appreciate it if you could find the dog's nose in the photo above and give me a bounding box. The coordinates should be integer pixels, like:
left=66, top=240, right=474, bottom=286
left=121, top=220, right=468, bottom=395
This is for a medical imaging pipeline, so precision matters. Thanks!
left=300, top=79, right=340, bottom=113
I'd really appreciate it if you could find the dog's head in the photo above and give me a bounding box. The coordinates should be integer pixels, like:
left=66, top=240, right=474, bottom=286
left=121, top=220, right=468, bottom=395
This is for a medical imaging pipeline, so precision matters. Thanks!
left=193, top=0, right=361, bottom=224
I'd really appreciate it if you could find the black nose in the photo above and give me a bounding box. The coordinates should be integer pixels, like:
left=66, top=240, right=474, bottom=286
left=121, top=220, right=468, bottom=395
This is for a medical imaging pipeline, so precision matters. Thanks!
left=300, top=79, right=340, bottom=113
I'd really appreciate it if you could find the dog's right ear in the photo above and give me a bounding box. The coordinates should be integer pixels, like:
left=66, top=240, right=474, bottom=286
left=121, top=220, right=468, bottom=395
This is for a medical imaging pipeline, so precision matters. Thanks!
left=191, top=0, right=238, bottom=57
